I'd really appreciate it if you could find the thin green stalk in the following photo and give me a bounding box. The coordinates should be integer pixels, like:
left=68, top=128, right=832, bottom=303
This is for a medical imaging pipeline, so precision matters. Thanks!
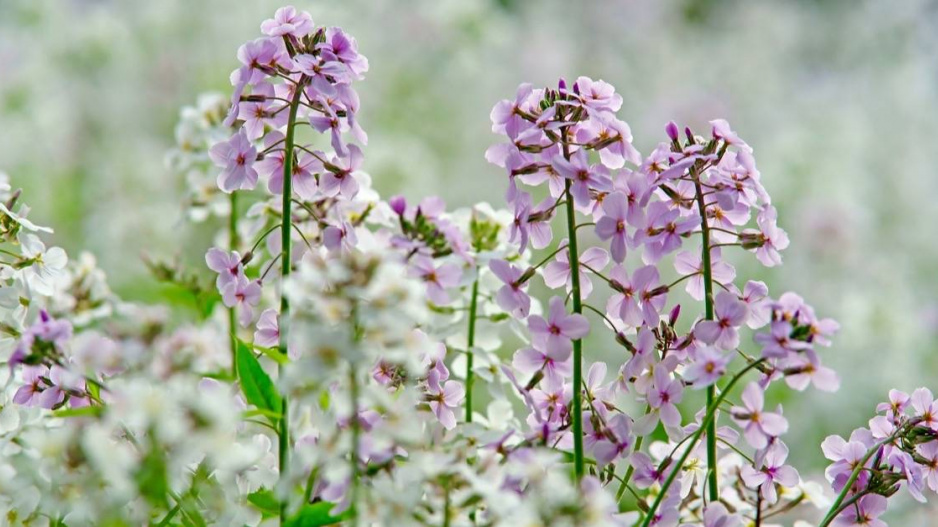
left=562, top=175, right=585, bottom=481
left=277, top=83, right=304, bottom=525
left=818, top=424, right=913, bottom=527
left=465, top=279, right=479, bottom=423
left=229, top=191, right=239, bottom=379
left=693, top=175, right=719, bottom=503
left=639, top=359, right=765, bottom=527
left=349, top=365, right=361, bottom=526
left=616, top=404, right=652, bottom=502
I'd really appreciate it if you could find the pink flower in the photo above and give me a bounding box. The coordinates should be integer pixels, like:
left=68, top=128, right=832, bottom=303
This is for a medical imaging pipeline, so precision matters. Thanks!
left=673, top=249, right=736, bottom=302
left=741, top=206, right=789, bottom=267
left=740, top=442, right=799, bottom=504
left=489, top=259, right=531, bottom=318
left=780, top=349, right=839, bottom=392
left=830, top=494, right=887, bottom=527
left=254, top=309, right=280, bottom=348
left=709, top=119, right=751, bottom=152
left=543, top=245, right=609, bottom=300
left=320, top=144, right=363, bottom=199
left=694, top=291, right=749, bottom=350
left=916, top=441, right=938, bottom=492
left=683, top=346, right=731, bottom=389
left=551, top=149, right=612, bottom=209
left=323, top=221, right=358, bottom=253
left=911, top=388, right=938, bottom=430
left=607, top=264, right=666, bottom=328
left=731, top=382, right=789, bottom=449
left=13, top=366, right=47, bottom=406
left=701, top=503, right=741, bottom=527
left=409, top=256, right=461, bottom=305
left=592, top=414, right=634, bottom=465
left=222, top=276, right=262, bottom=327
left=647, top=367, right=683, bottom=429
left=260, top=6, right=314, bottom=38
left=209, top=129, right=259, bottom=192
left=512, top=344, right=571, bottom=386
left=595, top=192, right=632, bottom=263
left=628, top=451, right=665, bottom=489
left=426, top=370, right=464, bottom=430
left=528, top=297, right=590, bottom=358
left=205, top=248, right=244, bottom=291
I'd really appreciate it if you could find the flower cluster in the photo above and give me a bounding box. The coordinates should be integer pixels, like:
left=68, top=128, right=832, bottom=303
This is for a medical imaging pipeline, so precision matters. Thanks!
left=0, top=6, right=934, bottom=527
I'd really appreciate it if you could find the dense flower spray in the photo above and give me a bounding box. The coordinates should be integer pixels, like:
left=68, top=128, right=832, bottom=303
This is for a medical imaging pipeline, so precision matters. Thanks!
left=0, top=6, right=935, bottom=527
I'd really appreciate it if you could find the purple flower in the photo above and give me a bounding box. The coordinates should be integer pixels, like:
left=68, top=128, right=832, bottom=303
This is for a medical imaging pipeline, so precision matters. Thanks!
left=701, top=503, right=741, bottom=527
left=876, top=389, right=911, bottom=418
left=593, top=414, right=634, bottom=465
left=294, top=53, right=348, bottom=97
left=638, top=201, right=700, bottom=262
left=830, top=494, right=887, bottom=527
left=822, top=433, right=874, bottom=491
left=205, top=248, right=244, bottom=291
left=425, top=370, right=464, bottom=430
left=740, top=442, right=799, bottom=504
left=780, top=349, right=839, bottom=392
left=254, top=308, right=280, bottom=348
left=916, top=441, right=938, bottom=492
left=628, top=451, right=665, bottom=489
left=209, top=129, right=259, bottom=192
left=647, top=367, right=683, bottom=429
left=595, top=192, right=632, bottom=262
left=320, top=144, right=363, bottom=199
left=683, top=346, right=731, bottom=389
left=551, top=149, right=612, bottom=209
left=911, top=388, right=938, bottom=431
left=489, top=259, right=531, bottom=318
left=621, top=327, right=656, bottom=380
left=222, top=276, right=262, bottom=327
left=543, top=245, right=609, bottom=299
left=408, top=256, right=462, bottom=305
left=607, top=264, right=666, bottom=327
left=13, top=366, right=47, bottom=406
left=709, top=119, right=751, bottom=152
left=694, top=291, right=749, bottom=350
left=731, top=382, right=788, bottom=449
left=261, top=6, right=314, bottom=38
left=673, top=249, right=736, bottom=302
left=755, top=320, right=810, bottom=359
left=323, top=221, right=358, bottom=253
left=490, top=83, right=535, bottom=139
left=741, top=206, right=789, bottom=267
left=512, top=344, right=571, bottom=386
left=528, top=297, right=590, bottom=358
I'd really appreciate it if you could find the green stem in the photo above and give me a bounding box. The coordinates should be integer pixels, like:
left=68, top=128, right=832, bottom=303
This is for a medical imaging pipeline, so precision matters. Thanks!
left=818, top=425, right=912, bottom=527
left=562, top=175, right=585, bottom=482
left=349, top=365, right=361, bottom=526
left=639, top=359, right=765, bottom=527
left=277, top=83, right=304, bottom=525
left=693, top=174, right=719, bottom=503
left=229, top=191, right=239, bottom=379
left=616, top=404, right=651, bottom=502
left=465, top=279, right=479, bottom=423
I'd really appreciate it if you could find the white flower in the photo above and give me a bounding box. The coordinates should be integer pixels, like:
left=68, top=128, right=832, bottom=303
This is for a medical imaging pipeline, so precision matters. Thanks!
left=18, top=234, right=67, bottom=296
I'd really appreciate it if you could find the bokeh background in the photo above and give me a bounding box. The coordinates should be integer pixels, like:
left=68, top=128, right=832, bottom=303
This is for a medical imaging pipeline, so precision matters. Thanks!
left=2, top=0, right=938, bottom=520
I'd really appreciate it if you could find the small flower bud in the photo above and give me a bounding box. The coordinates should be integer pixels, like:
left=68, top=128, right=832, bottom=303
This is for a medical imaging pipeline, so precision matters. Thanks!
left=665, top=121, right=680, bottom=142
left=524, top=370, right=545, bottom=391
left=668, top=304, right=681, bottom=326
left=558, top=77, right=567, bottom=91
left=389, top=195, right=407, bottom=215
left=240, top=251, right=254, bottom=265
left=518, top=266, right=537, bottom=284
left=684, top=126, right=696, bottom=144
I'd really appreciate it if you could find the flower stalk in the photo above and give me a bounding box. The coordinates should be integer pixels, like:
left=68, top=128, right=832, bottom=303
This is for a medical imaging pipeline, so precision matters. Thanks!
left=465, top=279, right=479, bottom=423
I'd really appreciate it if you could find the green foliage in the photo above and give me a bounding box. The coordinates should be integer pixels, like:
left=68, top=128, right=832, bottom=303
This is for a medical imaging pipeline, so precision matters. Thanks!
left=236, top=340, right=282, bottom=425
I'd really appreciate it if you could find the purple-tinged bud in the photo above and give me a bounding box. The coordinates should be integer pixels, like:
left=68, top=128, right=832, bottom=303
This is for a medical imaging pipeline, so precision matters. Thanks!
left=518, top=266, right=537, bottom=284
left=684, top=126, right=696, bottom=144
left=524, top=370, right=545, bottom=390
left=665, top=121, right=680, bottom=142
left=558, top=77, right=567, bottom=91
left=572, top=81, right=580, bottom=95
left=240, top=251, right=254, bottom=265
left=668, top=304, right=681, bottom=326
left=648, top=285, right=669, bottom=298
left=616, top=332, right=636, bottom=353
left=389, top=195, right=407, bottom=216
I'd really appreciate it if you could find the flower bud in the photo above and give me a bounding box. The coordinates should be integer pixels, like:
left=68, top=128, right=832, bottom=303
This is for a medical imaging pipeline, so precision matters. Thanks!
left=240, top=251, right=254, bottom=265
left=389, top=195, right=407, bottom=215
left=668, top=304, right=681, bottom=326
left=518, top=266, right=537, bottom=284
left=558, top=77, right=567, bottom=91
left=665, top=121, right=680, bottom=142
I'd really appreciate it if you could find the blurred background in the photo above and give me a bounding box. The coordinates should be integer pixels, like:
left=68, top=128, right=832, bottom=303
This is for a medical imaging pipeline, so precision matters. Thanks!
left=2, top=0, right=937, bottom=519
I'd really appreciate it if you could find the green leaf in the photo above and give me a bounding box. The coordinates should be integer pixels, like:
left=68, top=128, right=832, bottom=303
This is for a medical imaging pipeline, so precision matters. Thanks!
left=135, top=442, right=169, bottom=508
left=236, top=340, right=282, bottom=425
left=52, top=405, right=103, bottom=418
left=247, top=488, right=280, bottom=518
left=284, top=502, right=350, bottom=527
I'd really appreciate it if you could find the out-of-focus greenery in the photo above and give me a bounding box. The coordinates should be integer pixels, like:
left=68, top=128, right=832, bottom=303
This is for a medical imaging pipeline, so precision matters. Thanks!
left=2, top=0, right=937, bottom=517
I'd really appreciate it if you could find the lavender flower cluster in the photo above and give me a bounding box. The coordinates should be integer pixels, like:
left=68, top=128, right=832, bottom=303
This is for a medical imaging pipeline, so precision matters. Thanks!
left=0, top=6, right=934, bottom=527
